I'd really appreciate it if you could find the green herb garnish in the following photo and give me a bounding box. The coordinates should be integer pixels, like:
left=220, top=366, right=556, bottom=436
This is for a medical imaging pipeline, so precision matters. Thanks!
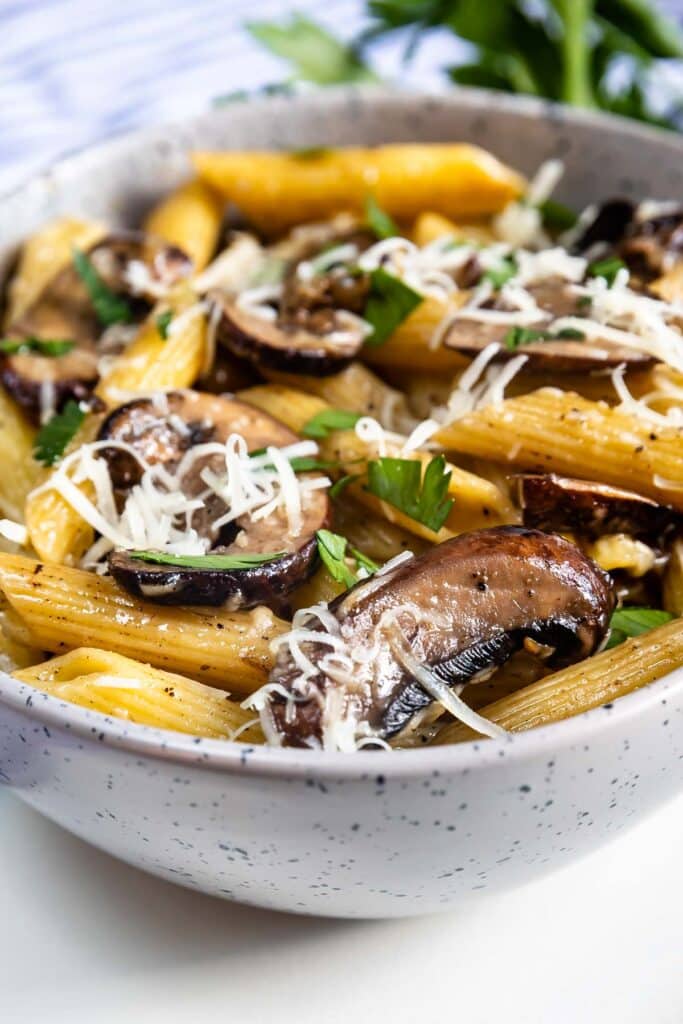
left=366, top=454, right=453, bottom=533
left=504, top=325, right=586, bottom=350
left=156, top=310, right=173, bottom=339
left=365, top=195, right=399, bottom=240
left=72, top=247, right=133, bottom=326
left=33, top=400, right=86, bottom=467
left=329, top=473, right=361, bottom=500
left=302, top=408, right=362, bottom=439
left=363, top=267, right=423, bottom=347
left=248, top=448, right=337, bottom=473
left=0, top=337, right=75, bottom=357
left=483, top=257, right=518, bottom=289
left=539, top=199, right=578, bottom=232
left=605, top=607, right=674, bottom=650
left=128, top=550, right=285, bottom=571
left=349, top=545, right=380, bottom=575
left=315, top=529, right=358, bottom=589
left=587, top=256, right=627, bottom=287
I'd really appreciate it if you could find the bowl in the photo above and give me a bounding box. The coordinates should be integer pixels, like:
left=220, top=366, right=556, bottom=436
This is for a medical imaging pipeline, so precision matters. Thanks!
left=1, top=88, right=683, bottom=919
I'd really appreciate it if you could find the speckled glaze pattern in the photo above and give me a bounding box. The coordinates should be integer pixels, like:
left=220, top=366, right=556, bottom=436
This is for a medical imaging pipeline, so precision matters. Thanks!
left=1, top=90, right=683, bottom=918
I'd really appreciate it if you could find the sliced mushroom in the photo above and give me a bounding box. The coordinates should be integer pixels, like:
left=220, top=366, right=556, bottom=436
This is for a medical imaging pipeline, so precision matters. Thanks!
left=264, top=526, right=615, bottom=747
left=572, top=199, right=635, bottom=254
left=214, top=292, right=368, bottom=375
left=441, top=277, right=653, bottom=370
left=621, top=208, right=683, bottom=283
left=97, top=390, right=329, bottom=609
left=515, top=473, right=681, bottom=543
left=2, top=232, right=192, bottom=419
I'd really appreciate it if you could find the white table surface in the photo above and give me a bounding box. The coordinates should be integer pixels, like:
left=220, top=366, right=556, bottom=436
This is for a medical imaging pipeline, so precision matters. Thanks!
left=2, top=787, right=682, bottom=1024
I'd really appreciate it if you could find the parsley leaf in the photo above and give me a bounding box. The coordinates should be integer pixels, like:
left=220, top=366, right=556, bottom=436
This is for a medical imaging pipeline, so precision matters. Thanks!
left=128, top=550, right=285, bottom=570
left=248, top=448, right=336, bottom=473
left=315, top=529, right=358, bottom=589
left=329, top=473, right=361, bottom=500
left=349, top=545, right=380, bottom=575
left=366, top=454, right=453, bottom=533
left=246, top=15, right=377, bottom=85
left=483, top=256, right=518, bottom=289
left=539, top=198, right=578, bottom=232
left=0, top=337, right=74, bottom=357
left=156, top=310, right=173, bottom=339
left=72, top=247, right=133, bottom=327
left=363, top=267, right=423, bottom=347
left=605, top=607, right=674, bottom=649
left=302, top=408, right=362, bottom=439
left=33, top=400, right=86, bottom=467
left=587, top=256, right=627, bottom=287
left=504, top=325, right=585, bottom=350
left=365, top=195, right=399, bottom=240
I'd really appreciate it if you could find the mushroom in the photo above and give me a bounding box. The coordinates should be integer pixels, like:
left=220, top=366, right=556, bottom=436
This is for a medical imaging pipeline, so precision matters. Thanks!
left=97, top=391, right=329, bottom=610
left=441, top=278, right=653, bottom=371
left=572, top=199, right=635, bottom=254
left=515, top=474, right=681, bottom=543
left=262, top=526, right=615, bottom=747
left=571, top=199, right=683, bottom=285
left=2, top=232, right=192, bottom=419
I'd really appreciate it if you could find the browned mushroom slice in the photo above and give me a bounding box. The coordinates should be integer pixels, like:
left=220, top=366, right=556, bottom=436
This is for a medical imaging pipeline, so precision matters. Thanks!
left=264, top=527, right=615, bottom=747
left=97, top=391, right=329, bottom=609
left=572, top=199, right=635, bottom=253
left=620, top=208, right=683, bottom=283
left=2, top=232, right=192, bottom=419
left=214, top=292, right=367, bottom=375
left=515, top=473, right=681, bottom=543
left=441, top=277, right=653, bottom=371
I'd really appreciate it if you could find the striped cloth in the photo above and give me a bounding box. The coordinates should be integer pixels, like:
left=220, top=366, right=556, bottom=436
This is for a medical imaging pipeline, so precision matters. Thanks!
left=0, top=1, right=680, bottom=193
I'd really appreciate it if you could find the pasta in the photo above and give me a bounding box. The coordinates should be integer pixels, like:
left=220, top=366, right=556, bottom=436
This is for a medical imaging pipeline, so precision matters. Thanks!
left=0, top=554, right=285, bottom=693
left=436, top=617, right=683, bottom=743
left=2, top=142, right=682, bottom=753
left=14, top=648, right=263, bottom=741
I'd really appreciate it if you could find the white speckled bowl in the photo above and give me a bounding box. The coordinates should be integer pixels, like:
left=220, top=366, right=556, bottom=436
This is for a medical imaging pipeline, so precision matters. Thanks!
left=1, top=89, right=683, bottom=918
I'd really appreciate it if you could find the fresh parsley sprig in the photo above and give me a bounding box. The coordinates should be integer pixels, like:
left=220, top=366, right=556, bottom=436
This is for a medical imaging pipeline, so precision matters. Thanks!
left=365, top=195, right=399, bottom=240
left=156, top=310, right=173, bottom=339
left=483, top=256, right=518, bottom=289
left=366, top=454, right=454, bottom=533
left=127, top=550, right=285, bottom=570
left=0, top=337, right=75, bottom=357
left=587, top=256, right=627, bottom=287
left=363, top=267, right=423, bottom=347
left=33, top=400, right=86, bottom=467
left=315, top=529, right=379, bottom=588
left=504, top=325, right=585, bottom=350
left=605, top=607, right=674, bottom=649
left=72, top=247, right=134, bottom=327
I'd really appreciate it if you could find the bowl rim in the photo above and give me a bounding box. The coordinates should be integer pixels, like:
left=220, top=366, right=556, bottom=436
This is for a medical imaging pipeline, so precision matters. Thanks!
left=2, top=86, right=683, bottom=779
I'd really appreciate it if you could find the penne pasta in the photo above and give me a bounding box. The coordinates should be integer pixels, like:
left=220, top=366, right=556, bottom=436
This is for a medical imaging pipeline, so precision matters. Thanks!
left=14, top=647, right=263, bottom=741
left=238, top=384, right=328, bottom=433
left=0, top=388, right=42, bottom=522
left=192, top=144, right=525, bottom=234
left=663, top=539, right=683, bottom=616
left=0, top=554, right=285, bottom=694
left=437, top=387, right=683, bottom=508
left=144, top=179, right=225, bottom=272
left=436, top=616, right=683, bottom=743
left=4, top=216, right=105, bottom=328
left=362, top=295, right=470, bottom=374
left=412, top=211, right=497, bottom=248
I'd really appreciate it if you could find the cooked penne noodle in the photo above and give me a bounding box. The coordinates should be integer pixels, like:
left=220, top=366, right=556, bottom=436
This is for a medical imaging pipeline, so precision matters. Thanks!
left=0, top=554, right=285, bottom=693
left=0, top=603, right=43, bottom=672
left=412, top=211, right=497, bottom=248
left=437, top=387, right=683, bottom=508
left=362, top=296, right=470, bottom=374
left=266, top=362, right=415, bottom=432
left=14, top=647, right=263, bottom=741
left=238, top=384, right=328, bottom=433
left=4, top=216, right=106, bottom=327
left=0, top=388, right=42, bottom=522
left=663, top=539, right=683, bottom=616
left=290, top=568, right=346, bottom=612
left=144, top=179, right=224, bottom=272
left=586, top=534, right=656, bottom=577
left=436, top=616, right=683, bottom=743
left=192, top=144, right=525, bottom=234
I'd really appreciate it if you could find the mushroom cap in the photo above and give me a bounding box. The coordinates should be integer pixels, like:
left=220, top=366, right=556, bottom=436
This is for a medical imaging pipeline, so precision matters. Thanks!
left=266, top=526, right=615, bottom=746
left=214, top=293, right=366, bottom=376
left=98, top=391, right=330, bottom=610
left=515, top=473, right=681, bottom=543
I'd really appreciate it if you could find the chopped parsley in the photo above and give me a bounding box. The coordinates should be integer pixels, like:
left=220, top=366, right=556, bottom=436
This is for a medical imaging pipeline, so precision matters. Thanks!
left=363, top=267, right=423, bottom=347
left=33, top=400, right=86, bottom=467
left=349, top=545, right=380, bottom=575
left=72, top=247, right=133, bottom=326
left=365, top=195, right=399, bottom=240
left=504, top=325, right=586, bottom=350
left=128, top=550, right=285, bottom=570
left=315, top=529, right=358, bottom=589
left=156, top=310, right=173, bottom=339
left=482, top=256, right=518, bottom=289
left=329, top=472, right=361, bottom=500
left=587, top=256, right=627, bottom=287
left=302, top=408, right=362, bottom=439
left=248, top=447, right=336, bottom=473
left=0, top=337, right=75, bottom=357
left=539, top=199, right=578, bottom=232
left=605, top=607, right=674, bottom=649
left=366, top=454, right=453, bottom=533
